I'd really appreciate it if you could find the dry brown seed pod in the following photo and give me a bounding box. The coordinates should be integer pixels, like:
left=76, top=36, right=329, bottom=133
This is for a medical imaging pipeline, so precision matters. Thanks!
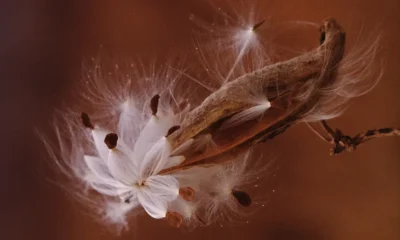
left=161, top=19, right=345, bottom=174
left=168, top=18, right=344, bottom=151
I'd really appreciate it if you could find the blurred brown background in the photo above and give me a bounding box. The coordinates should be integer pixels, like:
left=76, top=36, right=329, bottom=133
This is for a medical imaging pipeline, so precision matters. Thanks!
left=1, top=0, right=399, bottom=239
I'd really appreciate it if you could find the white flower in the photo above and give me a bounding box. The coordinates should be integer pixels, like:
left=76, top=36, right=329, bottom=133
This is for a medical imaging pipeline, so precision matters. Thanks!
left=81, top=96, right=186, bottom=220
left=48, top=88, right=264, bottom=231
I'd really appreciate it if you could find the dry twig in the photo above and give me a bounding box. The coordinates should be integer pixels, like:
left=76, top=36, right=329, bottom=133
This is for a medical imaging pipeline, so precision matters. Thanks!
left=319, top=120, right=400, bottom=155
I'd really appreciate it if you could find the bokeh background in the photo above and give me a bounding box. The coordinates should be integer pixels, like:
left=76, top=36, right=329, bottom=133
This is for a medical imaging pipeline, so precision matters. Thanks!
left=1, top=0, right=399, bottom=239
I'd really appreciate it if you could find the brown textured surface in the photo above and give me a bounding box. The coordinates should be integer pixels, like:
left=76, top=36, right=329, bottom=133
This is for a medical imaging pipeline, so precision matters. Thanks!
left=1, top=0, right=399, bottom=240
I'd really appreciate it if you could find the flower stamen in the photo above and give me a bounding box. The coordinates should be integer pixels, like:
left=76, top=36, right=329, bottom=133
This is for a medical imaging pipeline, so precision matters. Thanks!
left=150, top=94, right=160, bottom=115
left=81, top=112, right=94, bottom=129
left=104, top=133, right=118, bottom=149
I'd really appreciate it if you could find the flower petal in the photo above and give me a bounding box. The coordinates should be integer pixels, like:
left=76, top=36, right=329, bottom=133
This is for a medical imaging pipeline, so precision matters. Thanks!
left=133, top=113, right=175, bottom=161
left=118, top=98, right=141, bottom=146
left=163, top=156, right=185, bottom=169
left=91, top=182, right=130, bottom=196
left=139, top=137, right=172, bottom=177
left=84, top=155, right=112, bottom=179
left=137, top=188, right=168, bottom=219
left=145, top=175, right=179, bottom=201
left=91, top=128, right=110, bottom=160
left=84, top=173, right=131, bottom=196
left=108, top=148, right=138, bottom=185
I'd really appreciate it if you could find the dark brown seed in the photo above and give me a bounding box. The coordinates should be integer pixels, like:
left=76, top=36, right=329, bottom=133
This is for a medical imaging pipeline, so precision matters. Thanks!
left=166, top=125, right=181, bottom=137
left=81, top=112, right=94, bottom=129
left=166, top=212, right=183, bottom=228
left=252, top=19, right=265, bottom=31
left=104, top=133, right=118, bottom=149
left=231, top=190, right=252, bottom=207
left=150, top=94, right=160, bottom=115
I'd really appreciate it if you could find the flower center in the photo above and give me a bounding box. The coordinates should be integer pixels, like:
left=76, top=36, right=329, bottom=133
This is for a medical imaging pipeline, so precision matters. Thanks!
left=134, top=179, right=146, bottom=188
